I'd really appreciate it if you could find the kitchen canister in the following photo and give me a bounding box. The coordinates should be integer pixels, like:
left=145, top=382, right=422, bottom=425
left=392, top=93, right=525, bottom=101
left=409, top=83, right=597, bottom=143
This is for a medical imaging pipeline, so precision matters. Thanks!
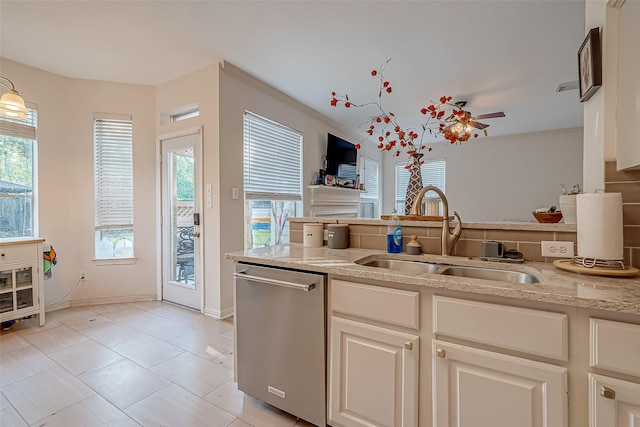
left=327, top=224, right=350, bottom=249
left=576, top=192, right=624, bottom=260
left=303, top=223, right=324, bottom=248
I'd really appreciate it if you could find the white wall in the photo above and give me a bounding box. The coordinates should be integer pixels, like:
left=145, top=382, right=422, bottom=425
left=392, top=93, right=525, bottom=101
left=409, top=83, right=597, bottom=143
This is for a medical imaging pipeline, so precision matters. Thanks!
left=382, top=127, right=583, bottom=222
left=1, top=59, right=158, bottom=307
left=218, top=62, right=381, bottom=315
left=583, top=1, right=606, bottom=192
left=155, top=65, right=221, bottom=316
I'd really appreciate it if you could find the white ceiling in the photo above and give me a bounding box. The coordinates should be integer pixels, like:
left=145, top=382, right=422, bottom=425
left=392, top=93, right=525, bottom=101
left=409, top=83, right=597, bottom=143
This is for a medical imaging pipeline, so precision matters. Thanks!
left=0, top=0, right=586, bottom=141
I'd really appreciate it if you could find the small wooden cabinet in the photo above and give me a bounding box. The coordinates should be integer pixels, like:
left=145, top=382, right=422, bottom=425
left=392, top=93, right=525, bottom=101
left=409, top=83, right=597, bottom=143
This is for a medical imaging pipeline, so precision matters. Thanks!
left=589, top=374, right=640, bottom=427
left=0, top=239, right=45, bottom=326
left=328, top=279, right=419, bottom=427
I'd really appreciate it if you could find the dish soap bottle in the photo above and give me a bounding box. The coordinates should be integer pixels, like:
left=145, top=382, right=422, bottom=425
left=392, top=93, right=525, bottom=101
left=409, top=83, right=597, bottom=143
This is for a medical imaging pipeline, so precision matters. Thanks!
left=387, top=209, right=403, bottom=253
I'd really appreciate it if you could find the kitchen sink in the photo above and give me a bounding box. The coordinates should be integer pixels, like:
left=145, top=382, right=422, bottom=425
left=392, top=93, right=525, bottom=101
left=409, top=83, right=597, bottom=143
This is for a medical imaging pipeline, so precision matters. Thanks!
left=438, top=265, right=540, bottom=284
left=359, top=259, right=441, bottom=275
left=357, top=258, right=540, bottom=284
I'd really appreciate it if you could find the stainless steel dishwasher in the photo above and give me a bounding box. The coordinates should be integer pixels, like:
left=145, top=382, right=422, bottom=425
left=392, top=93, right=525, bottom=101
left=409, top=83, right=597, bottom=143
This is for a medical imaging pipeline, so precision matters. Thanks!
left=234, top=262, right=326, bottom=426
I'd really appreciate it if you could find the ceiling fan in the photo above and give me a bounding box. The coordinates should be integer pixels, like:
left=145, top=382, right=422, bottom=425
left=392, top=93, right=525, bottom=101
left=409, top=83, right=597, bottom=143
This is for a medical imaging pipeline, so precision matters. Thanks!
left=446, top=101, right=506, bottom=131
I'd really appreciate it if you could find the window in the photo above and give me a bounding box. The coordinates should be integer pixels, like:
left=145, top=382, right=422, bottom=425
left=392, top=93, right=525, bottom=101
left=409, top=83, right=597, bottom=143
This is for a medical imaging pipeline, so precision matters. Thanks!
left=94, top=114, right=134, bottom=259
left=0, top=108, right=37, bottom=238
left=243, top=111, right=302, bottom=249
left=359, top=157, right=379, bottom=218
left=170, top=108, right=199, bottom=122
left=395, top=159, right=445, bottom=214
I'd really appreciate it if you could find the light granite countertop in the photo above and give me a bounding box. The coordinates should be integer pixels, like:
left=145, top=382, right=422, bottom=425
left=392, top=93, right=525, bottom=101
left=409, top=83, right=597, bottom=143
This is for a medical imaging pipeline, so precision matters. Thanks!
left=226, top=243, right=640, bottom=315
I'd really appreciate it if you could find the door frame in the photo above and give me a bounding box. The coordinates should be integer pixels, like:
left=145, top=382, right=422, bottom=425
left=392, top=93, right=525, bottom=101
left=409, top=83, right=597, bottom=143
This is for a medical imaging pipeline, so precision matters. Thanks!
left=155, top=126, right=204, bottom=311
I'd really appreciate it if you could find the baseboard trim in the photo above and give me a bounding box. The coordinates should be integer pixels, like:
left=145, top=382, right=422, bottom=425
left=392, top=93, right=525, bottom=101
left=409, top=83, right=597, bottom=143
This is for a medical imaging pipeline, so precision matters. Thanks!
left=204, top=306, right=234, bottom=320
left=64, top=294, right=158, bottom=309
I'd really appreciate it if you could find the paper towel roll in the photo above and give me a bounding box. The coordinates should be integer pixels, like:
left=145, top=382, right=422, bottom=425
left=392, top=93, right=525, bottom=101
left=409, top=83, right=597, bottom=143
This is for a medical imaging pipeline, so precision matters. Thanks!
left=576, top=193, right=624, bottom=260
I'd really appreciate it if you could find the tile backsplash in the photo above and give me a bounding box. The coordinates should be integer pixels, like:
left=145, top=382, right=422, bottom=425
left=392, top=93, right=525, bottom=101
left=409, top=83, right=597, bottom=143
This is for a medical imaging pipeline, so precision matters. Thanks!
left=605, top=161, right=640, bottom=268
left=290, top=221, right=576, bottom=263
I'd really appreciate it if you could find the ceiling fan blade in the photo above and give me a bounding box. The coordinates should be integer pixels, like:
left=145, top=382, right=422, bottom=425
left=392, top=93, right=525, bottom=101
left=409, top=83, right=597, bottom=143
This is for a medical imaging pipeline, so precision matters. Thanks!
left=473, top=112, right=505, bottom=120
left=468, top=121, right=489, bottom=130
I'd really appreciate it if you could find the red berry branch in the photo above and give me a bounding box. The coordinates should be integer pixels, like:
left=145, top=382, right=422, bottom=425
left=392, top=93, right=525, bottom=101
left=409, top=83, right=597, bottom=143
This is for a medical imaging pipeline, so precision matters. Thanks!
left=330, top=59, right=480, bottom=166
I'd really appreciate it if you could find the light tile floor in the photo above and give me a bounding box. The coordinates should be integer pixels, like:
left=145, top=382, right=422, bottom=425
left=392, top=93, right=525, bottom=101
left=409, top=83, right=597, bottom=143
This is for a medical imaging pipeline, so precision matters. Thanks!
left=0, top=301, right=314, bottom=427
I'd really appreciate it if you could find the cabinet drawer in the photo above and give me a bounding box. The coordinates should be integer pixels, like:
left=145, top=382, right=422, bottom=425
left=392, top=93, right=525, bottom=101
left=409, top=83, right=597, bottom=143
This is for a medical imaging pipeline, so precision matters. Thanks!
left=0, top=244, right=38, bottom=265
left=331, top=279, right=419, bottom=329
left=590, top=318, right=640, bottom=377
left=433, top=296, right=568, bottom=361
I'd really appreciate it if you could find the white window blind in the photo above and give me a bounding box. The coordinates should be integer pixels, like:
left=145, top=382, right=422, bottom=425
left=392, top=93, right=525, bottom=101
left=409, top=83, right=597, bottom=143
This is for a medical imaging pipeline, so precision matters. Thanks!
left=94, top=115, right=133, bottom=230
left=243, top=111, right=302, bottom=200
left=395, top=159, right=445, bottom=213
left=0, top=108, right=37, bottom=140
left=360, top=157, right=379, bottom=200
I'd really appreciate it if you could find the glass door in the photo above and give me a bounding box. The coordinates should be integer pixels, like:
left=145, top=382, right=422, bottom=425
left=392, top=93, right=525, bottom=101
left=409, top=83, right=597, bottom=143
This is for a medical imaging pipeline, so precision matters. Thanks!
left=161, top=132, right=202, bottom=310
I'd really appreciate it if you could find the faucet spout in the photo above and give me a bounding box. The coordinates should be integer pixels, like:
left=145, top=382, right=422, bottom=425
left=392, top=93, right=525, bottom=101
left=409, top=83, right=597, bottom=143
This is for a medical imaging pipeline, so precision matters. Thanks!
left=408, top=185, right=462, bottom=255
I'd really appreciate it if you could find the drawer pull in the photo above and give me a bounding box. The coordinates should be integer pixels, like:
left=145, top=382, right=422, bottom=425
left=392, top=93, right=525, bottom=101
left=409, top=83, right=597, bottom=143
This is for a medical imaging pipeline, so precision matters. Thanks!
left=404, top=342, right=413, bottom=351
left=436, top=348, right=446, bottom=358
left=600, top=386, right=616, bottom=400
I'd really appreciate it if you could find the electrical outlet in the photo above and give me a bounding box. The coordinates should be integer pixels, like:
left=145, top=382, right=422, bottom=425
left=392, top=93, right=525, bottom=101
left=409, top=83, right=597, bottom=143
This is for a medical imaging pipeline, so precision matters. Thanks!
left=541, top=241, right=575, bottom=258
left=80, top=271, right=86, bottom=280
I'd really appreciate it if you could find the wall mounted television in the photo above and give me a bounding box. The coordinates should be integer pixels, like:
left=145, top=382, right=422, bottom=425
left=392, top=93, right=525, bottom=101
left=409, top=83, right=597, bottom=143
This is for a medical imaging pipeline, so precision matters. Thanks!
left=325, top=133, right=357, bottom=179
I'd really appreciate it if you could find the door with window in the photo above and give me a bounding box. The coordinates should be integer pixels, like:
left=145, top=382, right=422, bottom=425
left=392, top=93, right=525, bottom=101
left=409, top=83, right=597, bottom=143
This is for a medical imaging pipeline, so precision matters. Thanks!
left=160, top=131, right=202, bottom=310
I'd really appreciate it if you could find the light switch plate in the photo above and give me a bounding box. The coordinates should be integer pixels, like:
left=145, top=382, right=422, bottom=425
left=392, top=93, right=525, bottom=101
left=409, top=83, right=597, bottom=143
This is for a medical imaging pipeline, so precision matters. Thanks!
left=541, top=241, right=575, bottom=258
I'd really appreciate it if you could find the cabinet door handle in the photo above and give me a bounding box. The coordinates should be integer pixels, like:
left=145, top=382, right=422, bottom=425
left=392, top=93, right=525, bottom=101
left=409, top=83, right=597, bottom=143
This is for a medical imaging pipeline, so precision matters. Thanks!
left=436, top=348, right=446, bottom=358
left=404, top=342, right=413, bottom=350
left=600, top=386, right=616, bottom=400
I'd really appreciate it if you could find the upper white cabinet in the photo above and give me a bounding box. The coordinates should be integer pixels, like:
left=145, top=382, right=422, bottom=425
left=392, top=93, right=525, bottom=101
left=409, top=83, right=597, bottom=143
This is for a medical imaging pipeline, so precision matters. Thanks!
left=615, top=0, right=640, bottom=170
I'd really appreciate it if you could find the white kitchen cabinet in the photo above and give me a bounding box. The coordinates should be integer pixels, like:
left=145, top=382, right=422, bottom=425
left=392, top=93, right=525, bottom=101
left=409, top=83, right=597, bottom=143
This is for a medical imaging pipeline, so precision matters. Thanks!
left=0, top=240, right=45, bottom=326
left=615, top=0, right=640, bottom=170
left=589, top=374, right=640, bottom=427
left=589, top=318, right=640, bottom=426
left=432, top=340, right=567, bottom=427
left=432, top=296, right=568, bottom=427
left=329, top=317, right=419, bottom=427
left=328, top=279, right=420, bottom=427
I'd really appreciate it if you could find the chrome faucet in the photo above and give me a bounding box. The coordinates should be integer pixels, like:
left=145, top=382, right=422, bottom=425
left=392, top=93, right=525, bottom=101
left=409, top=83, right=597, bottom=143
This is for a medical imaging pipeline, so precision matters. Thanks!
left=408, top=185, right=462, bottom=256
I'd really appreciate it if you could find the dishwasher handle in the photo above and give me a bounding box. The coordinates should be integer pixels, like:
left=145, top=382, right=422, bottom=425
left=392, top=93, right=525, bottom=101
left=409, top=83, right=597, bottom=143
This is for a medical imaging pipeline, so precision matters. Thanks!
left=233, top=271, right=317, bottom=292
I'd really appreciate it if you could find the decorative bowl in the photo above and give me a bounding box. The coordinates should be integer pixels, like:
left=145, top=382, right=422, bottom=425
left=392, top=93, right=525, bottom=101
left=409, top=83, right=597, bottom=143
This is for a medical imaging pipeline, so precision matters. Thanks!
left=532, top=211, right=563, bottom=223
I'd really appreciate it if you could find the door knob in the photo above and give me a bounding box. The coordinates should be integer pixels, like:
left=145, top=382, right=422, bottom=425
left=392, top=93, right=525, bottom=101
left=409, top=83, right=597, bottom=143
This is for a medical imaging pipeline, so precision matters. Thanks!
left=436, top=348, right=446, bottom=358
left=600, top=386, right=616, bottom=400
left=192, top=232, right=200, bottom=238
left=404, top=342, right=413, bottom=350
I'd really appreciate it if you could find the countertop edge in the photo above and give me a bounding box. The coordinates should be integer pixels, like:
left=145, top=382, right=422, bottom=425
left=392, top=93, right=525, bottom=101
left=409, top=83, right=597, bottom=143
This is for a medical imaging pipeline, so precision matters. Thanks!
left=226, top=245, right=640, bottom=316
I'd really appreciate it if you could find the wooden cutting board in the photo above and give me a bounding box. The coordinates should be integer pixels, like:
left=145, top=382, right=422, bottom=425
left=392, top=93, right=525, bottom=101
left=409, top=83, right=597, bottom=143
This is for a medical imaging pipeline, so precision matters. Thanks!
left=553, top=259, right=639, bottom=277
left=380, top=215, right=443, bottom=221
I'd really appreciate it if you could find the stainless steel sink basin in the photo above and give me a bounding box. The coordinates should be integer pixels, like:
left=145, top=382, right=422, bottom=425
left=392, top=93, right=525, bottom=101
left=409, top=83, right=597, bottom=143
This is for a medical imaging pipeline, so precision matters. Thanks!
left=357, top=258, right=540, bottom=284
left=438, top=265, right=540, bottom=284
left=360, top=259, right=441, bottom=275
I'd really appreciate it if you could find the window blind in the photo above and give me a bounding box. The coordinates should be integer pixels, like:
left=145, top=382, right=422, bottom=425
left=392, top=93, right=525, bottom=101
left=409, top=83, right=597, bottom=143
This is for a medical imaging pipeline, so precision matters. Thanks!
left=0, top=107, right=37, bottom=140
left=94, top=115, right=133, bottom=229
left=243, top=111, right=302, bottom=200
left=360, top=157, right=379, bottom=200
left=395, top=159, right=445, bottom=212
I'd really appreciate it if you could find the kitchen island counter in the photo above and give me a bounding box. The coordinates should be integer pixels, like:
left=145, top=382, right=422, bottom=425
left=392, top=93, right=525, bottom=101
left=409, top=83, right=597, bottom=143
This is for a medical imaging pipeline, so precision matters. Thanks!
left=226, top=243, right=640, bottom=315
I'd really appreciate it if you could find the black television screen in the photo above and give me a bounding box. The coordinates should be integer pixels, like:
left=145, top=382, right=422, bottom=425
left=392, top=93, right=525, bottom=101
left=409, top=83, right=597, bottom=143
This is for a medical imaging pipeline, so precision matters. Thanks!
left=326, top=133, right=357, bottom=178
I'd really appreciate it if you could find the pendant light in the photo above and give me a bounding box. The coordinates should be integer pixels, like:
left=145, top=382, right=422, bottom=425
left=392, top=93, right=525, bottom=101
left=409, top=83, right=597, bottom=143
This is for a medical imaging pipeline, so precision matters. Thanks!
left=0, top=76, right=29, bottom=119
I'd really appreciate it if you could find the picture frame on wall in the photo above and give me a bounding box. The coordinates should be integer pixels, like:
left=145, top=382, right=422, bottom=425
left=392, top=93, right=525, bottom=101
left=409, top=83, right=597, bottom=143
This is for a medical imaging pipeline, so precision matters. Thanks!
left=578, top=27, right=602, bottom=103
